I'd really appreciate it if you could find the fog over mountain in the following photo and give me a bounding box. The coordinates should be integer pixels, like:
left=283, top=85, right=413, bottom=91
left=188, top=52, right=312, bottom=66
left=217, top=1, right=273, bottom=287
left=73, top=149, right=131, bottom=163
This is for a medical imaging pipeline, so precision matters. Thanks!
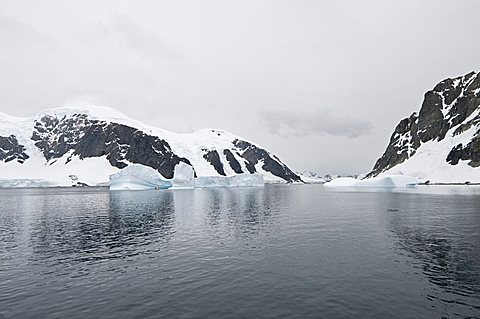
left=0, top=0, right=479, bottom=174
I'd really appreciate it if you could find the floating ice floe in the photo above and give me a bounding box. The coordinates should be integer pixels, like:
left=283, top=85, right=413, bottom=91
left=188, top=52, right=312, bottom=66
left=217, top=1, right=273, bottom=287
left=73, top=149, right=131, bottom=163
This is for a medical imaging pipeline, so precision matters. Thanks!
left=324, top=175, right=418, bottom=188
left=195, top=173, right=264, bottom=188
left=109, top=164, right=172, bottom=190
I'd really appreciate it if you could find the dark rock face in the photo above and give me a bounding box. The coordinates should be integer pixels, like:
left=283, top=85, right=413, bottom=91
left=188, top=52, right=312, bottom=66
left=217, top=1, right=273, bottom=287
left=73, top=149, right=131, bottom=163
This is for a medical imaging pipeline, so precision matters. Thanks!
left=223, top=149, right=243, bottom=174
left=369, top=113, right=420, bottom=177
left=1, top=110, right=301, bottom=183
left=31, top=113, right=191, bottom=179
left=0, top=135, right=29, bottom=163
left=417, top=91, right=444, bottom=142
left=369, top=71, right=480, bottom=177
left=447, top=137, right=480, bottom=167
left=233, top=139, right=302, bottom=182
left=203, top=150, right=226, bottom=176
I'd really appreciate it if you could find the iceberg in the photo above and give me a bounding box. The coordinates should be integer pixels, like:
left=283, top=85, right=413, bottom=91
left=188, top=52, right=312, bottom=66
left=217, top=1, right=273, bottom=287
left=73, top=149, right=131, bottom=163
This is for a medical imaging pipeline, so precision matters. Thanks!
left=323, top=177, right=358, bottom=187
left=109, top=163, right=264, bottom=190
left=324, top=175, right=418, bottom=188
left=109, top=164, right=172, bottom=190
left=195, top=173, right=264, bottom=188
left=171, top=162, right=195, bottom=189
left=355, top=175, right=418, bottom=188
left=228, top=174, right=264, bottom=187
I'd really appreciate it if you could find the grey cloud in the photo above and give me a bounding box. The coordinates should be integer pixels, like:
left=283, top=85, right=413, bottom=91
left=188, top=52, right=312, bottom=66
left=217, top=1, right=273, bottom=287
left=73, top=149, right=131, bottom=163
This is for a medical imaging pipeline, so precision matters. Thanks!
left=0, top=13, right=57, bottom=57
left=98, top=14, right=182, bottom=62
left=263, top=109, right=372, bottom=139
left=0, top=0, right=479, bottom=174
left=0, top=13, right=43, bottom=47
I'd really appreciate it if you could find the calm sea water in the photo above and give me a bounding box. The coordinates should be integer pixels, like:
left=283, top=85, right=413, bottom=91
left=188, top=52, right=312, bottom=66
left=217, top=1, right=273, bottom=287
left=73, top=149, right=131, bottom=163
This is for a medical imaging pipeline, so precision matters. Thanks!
left=0, top=185, right=479, bottom=319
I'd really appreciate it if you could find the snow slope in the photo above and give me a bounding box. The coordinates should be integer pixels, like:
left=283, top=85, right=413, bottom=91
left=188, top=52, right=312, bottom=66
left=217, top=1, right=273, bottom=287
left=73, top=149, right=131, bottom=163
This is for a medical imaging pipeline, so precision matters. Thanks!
left=297, top=170, right=326, bottom=184
left=0, top=105, right=301, bottom=187
left=379, top=110, right=479, bottom=182
left=369, top=71, right=480, bottom=183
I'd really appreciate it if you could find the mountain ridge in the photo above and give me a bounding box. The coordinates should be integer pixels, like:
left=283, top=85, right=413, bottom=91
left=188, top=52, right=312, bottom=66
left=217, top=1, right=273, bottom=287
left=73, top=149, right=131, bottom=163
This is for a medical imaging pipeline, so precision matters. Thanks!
left=368, top=70, right=480, bottom=182
left=0, top=105, right=302, bottom=186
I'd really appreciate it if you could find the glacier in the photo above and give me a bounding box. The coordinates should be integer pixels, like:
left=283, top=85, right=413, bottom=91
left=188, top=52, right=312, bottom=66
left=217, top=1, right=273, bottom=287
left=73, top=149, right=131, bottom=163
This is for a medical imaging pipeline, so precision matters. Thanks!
left=195, top=174, right=264, bottom=188
left=171, top=162, right=195, bottom=189
left=0, top=179, right=51, bottom=188
left=324, top=175, right=418, bottom=188
left=109, top=164, right=172, bottom=190
left=297, top=170, right=326, bottom=184
left=109, top=162, right=263, bottom=190
left=0, top=105, right=302, bottom=187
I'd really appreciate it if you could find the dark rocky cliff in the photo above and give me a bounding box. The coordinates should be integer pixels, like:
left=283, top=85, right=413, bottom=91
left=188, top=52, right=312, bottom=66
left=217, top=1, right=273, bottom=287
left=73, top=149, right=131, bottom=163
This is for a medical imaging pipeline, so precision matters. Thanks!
left=0, top=135, right=29, bottom=163
left=369, top=71, right=480, bottom=177
left=0, top=109, right=301, bottom=183
left=31, top=113, right=191, bottom=179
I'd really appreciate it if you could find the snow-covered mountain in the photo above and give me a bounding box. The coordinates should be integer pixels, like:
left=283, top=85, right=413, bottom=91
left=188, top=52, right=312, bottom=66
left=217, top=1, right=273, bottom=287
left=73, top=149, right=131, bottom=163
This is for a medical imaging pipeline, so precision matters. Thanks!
left=368, top=71, right=480, bottom=183
left=0, top=106, right=302, bottom=186
left=296, top=170, right=325, bottom=184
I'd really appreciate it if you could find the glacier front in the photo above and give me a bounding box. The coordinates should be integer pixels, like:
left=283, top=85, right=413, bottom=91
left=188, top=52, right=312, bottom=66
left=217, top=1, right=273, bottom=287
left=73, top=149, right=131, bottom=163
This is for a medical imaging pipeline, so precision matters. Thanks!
left=171, top=162, right=195, bottom=189
left=109, top=164, right=172, bottom=190
left=0, top=179, right=51, bottom=188
left=195, top=174, right=264, bottom=188
left=109, top=163, right=264, bottom=190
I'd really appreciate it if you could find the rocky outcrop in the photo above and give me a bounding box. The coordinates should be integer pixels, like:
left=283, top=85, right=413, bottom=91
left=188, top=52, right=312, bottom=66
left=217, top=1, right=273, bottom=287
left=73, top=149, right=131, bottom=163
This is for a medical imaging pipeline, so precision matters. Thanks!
left=233, top=139, right=302, bottom=182
left=31, top=113, right=191, bottom=179
left=0, top=135, right=29, bottom=163
left=446, top=138, right=480, bottom=167
left=202, top=149, right=226, bottom=176
left=368, top=113, right=421, bottom=176
left=0, top=106, right=301, bottom=183
left=369, top=71, right=480, bottom=177
left=223, top=149, right=243, bottom=174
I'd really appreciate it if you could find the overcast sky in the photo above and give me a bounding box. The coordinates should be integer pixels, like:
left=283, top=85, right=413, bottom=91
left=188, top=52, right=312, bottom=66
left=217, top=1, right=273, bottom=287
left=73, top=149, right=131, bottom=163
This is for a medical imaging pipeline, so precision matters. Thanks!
left=1, top=0, right=479, bottom=174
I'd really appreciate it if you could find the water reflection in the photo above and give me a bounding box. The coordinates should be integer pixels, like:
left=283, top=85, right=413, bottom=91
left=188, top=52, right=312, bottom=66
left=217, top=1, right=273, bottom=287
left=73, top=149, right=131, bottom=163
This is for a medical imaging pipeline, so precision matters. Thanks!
left=23, top=190, right=176, bottom=266
left=386, top=194, right=480, bottom=312
left=2, top=186, right=480, bottom=319
left=198, top=187, right=283, bottom=246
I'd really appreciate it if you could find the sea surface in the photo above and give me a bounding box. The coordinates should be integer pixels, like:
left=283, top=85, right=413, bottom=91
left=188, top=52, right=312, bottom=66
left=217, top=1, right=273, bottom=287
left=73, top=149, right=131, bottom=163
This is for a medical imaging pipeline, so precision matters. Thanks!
left=0, top=185, right=479, bottom=319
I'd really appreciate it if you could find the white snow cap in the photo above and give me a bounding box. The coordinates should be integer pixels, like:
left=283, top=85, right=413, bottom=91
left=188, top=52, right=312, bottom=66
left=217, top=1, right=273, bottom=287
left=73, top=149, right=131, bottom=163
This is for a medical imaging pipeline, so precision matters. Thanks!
left=0, top=105, right=297, bottom=187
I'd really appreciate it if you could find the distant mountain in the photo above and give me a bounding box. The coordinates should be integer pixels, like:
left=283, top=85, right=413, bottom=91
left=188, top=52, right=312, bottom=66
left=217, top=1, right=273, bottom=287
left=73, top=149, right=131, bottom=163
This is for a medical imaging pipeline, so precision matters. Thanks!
left=297, top=170, right=325, bottom=184
left=368, top=71, right=480, bottom=183
left=0, top=106, right=301, bottom=186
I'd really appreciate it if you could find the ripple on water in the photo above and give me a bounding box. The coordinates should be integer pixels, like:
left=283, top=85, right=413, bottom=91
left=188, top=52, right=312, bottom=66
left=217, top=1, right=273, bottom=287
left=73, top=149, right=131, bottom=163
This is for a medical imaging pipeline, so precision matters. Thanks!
left=0, top=186, right=479, bottom=319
